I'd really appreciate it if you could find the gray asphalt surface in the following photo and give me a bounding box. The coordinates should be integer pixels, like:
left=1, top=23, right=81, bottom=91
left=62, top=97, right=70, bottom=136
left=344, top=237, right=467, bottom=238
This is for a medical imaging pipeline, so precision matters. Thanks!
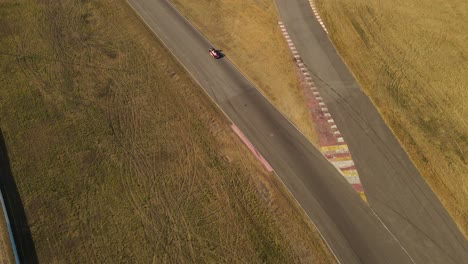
left=275, top=0, right=468, bottom=263
left=126, top=1, right=418, bottom=263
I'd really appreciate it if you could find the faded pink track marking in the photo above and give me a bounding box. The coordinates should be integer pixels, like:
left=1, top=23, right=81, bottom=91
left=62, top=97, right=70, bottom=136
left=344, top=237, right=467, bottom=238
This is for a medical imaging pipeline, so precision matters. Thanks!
left=231, top=124, right=273, bottom=172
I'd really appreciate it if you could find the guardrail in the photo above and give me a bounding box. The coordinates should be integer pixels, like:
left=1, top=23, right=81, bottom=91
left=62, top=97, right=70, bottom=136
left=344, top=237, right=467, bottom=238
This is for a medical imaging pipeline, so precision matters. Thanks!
left=0, top=188, right=20, bottom=264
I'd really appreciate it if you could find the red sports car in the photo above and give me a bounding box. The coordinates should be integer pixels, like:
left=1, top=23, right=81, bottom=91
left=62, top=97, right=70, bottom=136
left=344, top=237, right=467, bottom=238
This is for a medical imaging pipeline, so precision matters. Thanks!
left=209, top=48, right=221, bottom=59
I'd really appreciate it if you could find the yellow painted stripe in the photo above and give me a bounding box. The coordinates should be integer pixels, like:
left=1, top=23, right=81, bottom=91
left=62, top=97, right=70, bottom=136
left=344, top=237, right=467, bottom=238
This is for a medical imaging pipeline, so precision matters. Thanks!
left=342, top=170, right=359, bottom=177
left=328, top=156, right=352, bottom=162
left=320, top=145, right=349, bottom=153
left=360, top=192, right=367, bottom=203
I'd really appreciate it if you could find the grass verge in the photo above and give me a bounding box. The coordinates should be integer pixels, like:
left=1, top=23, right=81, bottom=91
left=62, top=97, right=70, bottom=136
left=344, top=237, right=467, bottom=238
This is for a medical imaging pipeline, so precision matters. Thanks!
left=0, top=0, right=334, bottom=262
left=0, top=202, right=14, bottom=264
left=315, top=0, right=468, bottom=236
left=171, top=0, right=319, bottom=145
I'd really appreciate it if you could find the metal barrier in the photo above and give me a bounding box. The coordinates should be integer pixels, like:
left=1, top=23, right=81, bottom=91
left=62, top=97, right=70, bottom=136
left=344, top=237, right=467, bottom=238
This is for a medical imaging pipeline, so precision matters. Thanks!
left=0, top=188, right=20, bottom=264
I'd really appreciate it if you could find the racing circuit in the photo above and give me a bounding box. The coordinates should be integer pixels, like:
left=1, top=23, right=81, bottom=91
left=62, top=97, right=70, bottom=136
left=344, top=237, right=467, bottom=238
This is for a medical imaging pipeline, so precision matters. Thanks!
left=127, top=0, right=468, bottom=263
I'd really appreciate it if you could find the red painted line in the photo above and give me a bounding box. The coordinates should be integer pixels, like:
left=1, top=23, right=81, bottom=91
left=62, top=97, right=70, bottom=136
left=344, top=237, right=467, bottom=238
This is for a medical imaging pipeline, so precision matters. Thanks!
left=324, top=152, right=351, bottom=159
left=340, top=165, right=357, bottom=171
left=352, top=184, right=364, bottom=192
left=231, top=124, right=273, bottom=172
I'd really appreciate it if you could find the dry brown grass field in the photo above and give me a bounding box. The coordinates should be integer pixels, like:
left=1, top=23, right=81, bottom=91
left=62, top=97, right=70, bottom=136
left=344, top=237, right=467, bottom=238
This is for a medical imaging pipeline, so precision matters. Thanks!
left=172, top=0, right=318, bottom=145
left=315, top=0, right=468, bottom=236
left=0, top=0, right=334, bottom=262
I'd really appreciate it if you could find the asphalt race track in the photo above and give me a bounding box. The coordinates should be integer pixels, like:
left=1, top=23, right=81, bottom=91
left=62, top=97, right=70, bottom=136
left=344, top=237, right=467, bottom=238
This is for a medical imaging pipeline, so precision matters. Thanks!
left=275, top=0, right=468, bottom=263
left=127, top=0, right=467, bottom=263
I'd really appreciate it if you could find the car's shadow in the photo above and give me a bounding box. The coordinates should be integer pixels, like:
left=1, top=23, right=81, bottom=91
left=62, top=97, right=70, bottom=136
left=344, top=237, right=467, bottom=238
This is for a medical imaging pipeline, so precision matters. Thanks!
left=0, top=128, right=38, bottom=263
left=215, top=49, right=225, bottom=59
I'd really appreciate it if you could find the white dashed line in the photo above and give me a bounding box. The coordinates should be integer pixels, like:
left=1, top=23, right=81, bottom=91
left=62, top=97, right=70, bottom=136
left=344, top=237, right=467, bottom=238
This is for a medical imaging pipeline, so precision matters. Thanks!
left=280, top=22, right=362, bottom=200
left=308, top=1, right=328, bottom=34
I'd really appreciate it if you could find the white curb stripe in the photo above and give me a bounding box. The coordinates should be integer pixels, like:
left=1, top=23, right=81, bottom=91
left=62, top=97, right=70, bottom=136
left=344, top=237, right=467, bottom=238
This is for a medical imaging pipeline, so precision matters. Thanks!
left=331, top=160, right=355, bottom=168
left=344, top=176, right=361, bottom=184
left=309, top=1, right=328, bottom=34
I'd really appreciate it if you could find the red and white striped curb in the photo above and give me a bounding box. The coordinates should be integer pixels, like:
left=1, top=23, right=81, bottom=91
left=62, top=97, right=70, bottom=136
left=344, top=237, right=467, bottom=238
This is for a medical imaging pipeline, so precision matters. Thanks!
left=309, top=0, right=328, bottom=34
left=279, top=21, right=366, bottom=201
